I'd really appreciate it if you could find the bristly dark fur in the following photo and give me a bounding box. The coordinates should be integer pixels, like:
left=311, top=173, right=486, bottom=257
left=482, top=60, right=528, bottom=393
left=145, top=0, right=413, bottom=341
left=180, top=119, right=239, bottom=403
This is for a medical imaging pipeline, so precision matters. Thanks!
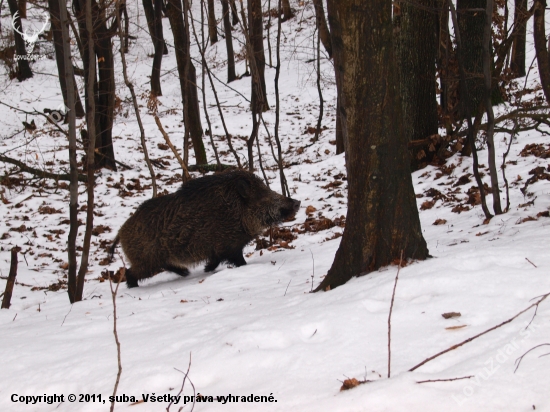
left=111, top=170, right=300, bottom=288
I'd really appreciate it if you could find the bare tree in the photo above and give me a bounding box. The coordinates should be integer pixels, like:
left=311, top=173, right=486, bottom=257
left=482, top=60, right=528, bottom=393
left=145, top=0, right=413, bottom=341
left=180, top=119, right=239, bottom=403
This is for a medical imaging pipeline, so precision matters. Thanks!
left=312, top=0, right=331, bottom=57
left=281, top=0, right=293, bottom=21
left=207, top=0, right=218, bottom=44
left=247, top=0, right=269, bottom=113
left=167, top=0, right=208, bottom=165
left=146, top=0, right=165, bottom=95
left=457, top=0, right=485, bottom=119
left=533, top=0, right=550, bottom=104
left=510, top=0, right=527, bottom=77
left=482, top=0, right=502, bottom=215
left=221, top=0, right=237, bottom=82
left=315, top=0, right=429, bottom=291
left=47, top=0, right=85, bottom=117
left=142, top=0, right=168, bottom=54
left=73, top=0, right=118, bottom=171
left=61, top=0, right=80, bottom=303
left=7, top=0, right=33, bottom=80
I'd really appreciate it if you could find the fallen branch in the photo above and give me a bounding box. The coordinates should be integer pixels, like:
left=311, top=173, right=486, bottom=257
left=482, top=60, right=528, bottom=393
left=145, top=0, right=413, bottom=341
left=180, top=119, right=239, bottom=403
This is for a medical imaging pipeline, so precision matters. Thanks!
left=409, top=291, right=550, bottom=372
left=0, top=153, right=88, bottom=182
left=417, top=376, right=474, bottom=384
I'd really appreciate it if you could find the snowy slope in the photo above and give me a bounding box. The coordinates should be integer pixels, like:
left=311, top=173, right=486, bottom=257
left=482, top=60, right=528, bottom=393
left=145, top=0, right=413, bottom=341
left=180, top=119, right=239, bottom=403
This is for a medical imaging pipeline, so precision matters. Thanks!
left=1, top=1, right=550, bottom=411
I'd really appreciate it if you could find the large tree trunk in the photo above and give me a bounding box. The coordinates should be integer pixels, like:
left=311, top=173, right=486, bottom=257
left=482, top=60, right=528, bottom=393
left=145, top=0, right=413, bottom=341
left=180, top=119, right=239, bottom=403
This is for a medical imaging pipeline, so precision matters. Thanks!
left=173, top=0, right=207, bottom=165
left=207, top=0, right=218, bottom=44
left=7, top=0, right=33, bottom=80
left=221, top=0, right=236, bottom=82
left=534, top=0, right=550, bottom=104
left=510, top=0, right=527, bottom=77
left=47, top=0, right=85, bottom=117
left=248, top=0, right=269, bottom=113
left=312, top=0, right=332, bottom=58
left=394, top=0, right=438, bottom=170
left=316, top=0, right=429, bottom=291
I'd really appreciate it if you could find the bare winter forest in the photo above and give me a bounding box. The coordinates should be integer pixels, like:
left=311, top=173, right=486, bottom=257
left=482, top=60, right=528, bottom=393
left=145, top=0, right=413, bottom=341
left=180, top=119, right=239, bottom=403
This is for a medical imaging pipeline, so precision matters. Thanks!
left=0, top=0, right=549, bottom=411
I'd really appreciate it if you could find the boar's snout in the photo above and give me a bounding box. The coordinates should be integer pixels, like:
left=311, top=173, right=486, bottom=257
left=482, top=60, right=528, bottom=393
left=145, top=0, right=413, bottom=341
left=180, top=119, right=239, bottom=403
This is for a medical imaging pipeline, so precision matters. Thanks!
left=279, top=197, right=301, bottom=221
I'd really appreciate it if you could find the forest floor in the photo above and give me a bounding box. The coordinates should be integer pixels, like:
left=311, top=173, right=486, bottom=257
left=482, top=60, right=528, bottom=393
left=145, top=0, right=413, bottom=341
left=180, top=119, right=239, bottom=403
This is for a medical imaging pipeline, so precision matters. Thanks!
left=0, top=1, right=549, bottom=411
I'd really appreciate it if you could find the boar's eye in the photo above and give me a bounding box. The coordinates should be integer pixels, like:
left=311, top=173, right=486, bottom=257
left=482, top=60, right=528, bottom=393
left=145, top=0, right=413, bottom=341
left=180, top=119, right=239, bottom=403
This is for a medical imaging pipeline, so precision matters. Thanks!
left=235, top=178, right=251, bottom=199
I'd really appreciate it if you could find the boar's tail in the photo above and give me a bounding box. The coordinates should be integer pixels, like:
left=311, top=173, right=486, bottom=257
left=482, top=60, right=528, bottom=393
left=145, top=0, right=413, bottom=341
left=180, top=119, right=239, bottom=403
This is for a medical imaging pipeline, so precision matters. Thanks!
left=109, top=235, right=120, bottom=261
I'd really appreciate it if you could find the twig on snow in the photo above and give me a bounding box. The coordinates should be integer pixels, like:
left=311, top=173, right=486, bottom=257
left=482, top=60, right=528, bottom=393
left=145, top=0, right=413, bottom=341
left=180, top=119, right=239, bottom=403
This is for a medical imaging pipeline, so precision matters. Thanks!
left=514, top=343, right=550, bottom=373
left=388, top=250, right=403, bottom=378
left=409, top=291, right=550, bottom=372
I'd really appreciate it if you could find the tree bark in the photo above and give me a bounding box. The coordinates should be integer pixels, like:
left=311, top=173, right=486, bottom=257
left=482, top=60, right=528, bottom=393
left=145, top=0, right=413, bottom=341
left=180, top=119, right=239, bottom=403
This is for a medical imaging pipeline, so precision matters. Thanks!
left=316, top=0, right=429, bottom=291
left=7, top=0, right=33, bottom=80
left=72, top=0, right=117, bottom=171
left=457, top=0, right=485, bottom=119
left=181, top=0, right=208, bottom=164
left=281, top=0, right=293, bottom=21
left=207, top=0, right=218, bottom=44
left=510, top=0, right=527, bottom=77
left=47, top=0, right=85, bottom=117
left=93, top=0, right=117, bottom=170
left=394, top=0, right=438, bottom=170
left=221, top=0, right=236, bottom=82
left=150, top=0, right=165, bottom=95
left=229, top=0, right=239, bottom=24
left=143, top=0, right=168, bottom=54
left=18, top=0, right=26, bottom=18
left=248, top=0, right=269, bottom=113
left=312, top=0, right=332, bottom=58
left=534, top=0, right=550, bottom=104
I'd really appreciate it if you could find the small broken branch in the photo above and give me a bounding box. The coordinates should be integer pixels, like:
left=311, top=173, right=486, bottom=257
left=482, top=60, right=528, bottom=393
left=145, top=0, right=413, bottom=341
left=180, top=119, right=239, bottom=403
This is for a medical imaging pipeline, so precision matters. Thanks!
left=154, top=115, right=191, bottom=181
left=514, top=343, right=550, bottom=372
left=417, top=376, right=474, bottom=384
left=1, top=247, right=21, bottom=309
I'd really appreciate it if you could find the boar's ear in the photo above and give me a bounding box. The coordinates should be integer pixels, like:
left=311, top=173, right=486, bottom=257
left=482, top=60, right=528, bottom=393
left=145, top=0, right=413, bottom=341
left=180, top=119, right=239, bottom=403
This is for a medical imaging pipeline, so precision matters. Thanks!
left=235, top=178, right=251, bottom=199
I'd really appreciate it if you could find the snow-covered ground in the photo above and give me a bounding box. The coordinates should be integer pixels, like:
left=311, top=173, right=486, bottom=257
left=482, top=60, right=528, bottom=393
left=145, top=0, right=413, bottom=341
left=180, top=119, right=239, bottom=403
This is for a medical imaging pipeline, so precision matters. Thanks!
left=1, top=1, right=549, bottom=411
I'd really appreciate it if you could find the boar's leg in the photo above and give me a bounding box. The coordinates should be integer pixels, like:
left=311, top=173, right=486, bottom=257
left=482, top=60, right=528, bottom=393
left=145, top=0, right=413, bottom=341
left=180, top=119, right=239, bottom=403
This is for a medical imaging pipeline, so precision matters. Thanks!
left=126, top=268, right=140, bottom=288
left=225, top=250, right=246, bottom=267
left=165, top=265, right=190, bottom=277
left=204, top=256, right=221, bottom=272
left=204, top=249, right=247, bottom=272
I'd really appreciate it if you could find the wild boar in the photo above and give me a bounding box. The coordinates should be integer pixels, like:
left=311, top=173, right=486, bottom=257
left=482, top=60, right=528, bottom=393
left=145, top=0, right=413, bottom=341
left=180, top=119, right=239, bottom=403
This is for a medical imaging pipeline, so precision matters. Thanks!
left=111, top=170, right=300, bottom=288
